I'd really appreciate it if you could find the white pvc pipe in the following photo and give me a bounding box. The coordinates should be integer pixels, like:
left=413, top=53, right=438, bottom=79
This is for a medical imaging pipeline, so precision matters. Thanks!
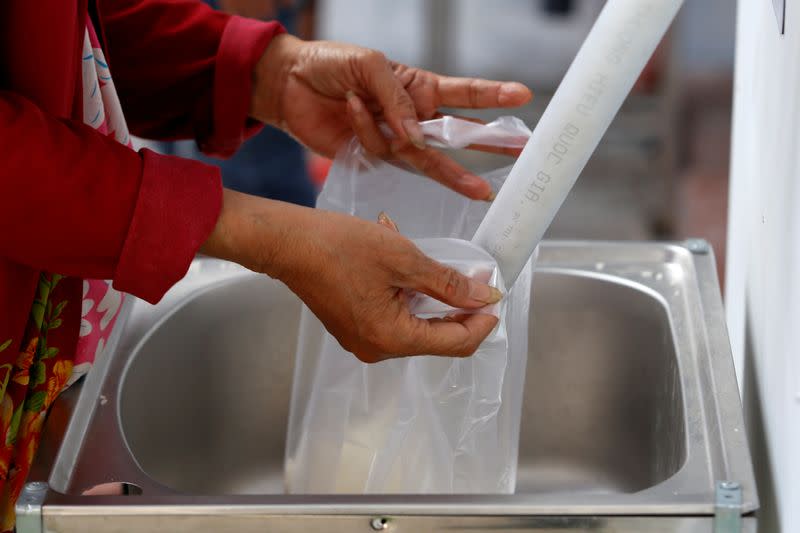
left=473, top=0, right=685, bottom=287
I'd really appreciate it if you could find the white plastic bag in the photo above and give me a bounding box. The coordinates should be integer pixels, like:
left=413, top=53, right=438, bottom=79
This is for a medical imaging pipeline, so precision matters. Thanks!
left=285, top=116, right=535, bottom=494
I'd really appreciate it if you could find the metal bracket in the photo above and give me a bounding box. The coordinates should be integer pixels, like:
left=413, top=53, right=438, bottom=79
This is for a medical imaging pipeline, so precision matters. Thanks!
left=714, top=481, right=743, bottom=533
left=773, top=0, right=786, bottom=34
left=16, top=481, right=47, bottom=533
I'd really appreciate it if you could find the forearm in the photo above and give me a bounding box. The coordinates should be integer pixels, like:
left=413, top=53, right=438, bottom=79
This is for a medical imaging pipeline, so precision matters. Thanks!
left=200, top=189, right=303, bottom=280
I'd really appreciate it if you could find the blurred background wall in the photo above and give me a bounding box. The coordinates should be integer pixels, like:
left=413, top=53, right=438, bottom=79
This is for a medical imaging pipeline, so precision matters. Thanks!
left=727, top=1, right=800, bottom=532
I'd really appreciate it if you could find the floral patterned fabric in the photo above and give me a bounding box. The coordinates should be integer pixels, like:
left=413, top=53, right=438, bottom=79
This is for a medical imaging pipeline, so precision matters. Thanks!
left=0, top=274, right=78, bottom=530
left=72, top=18, right=127, bottom=387
left=0, top=19, right=127, bottom=530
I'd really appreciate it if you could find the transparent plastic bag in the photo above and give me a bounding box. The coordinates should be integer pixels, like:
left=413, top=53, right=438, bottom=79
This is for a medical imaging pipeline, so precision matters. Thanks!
left=285, top=116, right=535, bottom=494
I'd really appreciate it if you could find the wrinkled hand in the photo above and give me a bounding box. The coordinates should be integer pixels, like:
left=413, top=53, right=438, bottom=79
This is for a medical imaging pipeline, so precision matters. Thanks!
left=202, top=190, right=501, bottom=363
left=250, top=35, right=533, bottom=200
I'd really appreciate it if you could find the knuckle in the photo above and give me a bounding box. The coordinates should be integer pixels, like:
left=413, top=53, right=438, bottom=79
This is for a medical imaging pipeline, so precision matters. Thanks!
left=415, top=149, right=437, bottom=174
left=438, top=267, right=465, bottom=300
left=411, top=323, right=434, bottom=355
left=388, top=323, right=425, bottom=357
left=389, top=237, right=411, bottom=257
left=469, top=79, right=482, bottom=107
left=362, top=48, right=387, bottom=67
left=416, top=96, right=438, bottom=119
left=393, top=85, right=414, bottom=108
left=392, top=246, right=425, bottom=284
left=461, top=337, right=482, bottom=357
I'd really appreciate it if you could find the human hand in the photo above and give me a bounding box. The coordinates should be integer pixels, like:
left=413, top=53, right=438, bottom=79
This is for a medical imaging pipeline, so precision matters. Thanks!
left=201, top=190, right=501, bottom=362
left=250, top=35, right=533, bottom=201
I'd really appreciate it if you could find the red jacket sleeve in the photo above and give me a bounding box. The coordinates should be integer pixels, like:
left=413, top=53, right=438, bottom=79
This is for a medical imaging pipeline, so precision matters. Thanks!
left=98, top=0, right=285, bottom=157
left=0, top=91, right=221, bottom=304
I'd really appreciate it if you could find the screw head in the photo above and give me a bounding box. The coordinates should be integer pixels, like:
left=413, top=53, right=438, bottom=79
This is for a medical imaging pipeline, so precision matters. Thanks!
left=24, top=481, right=48, bottom=493
left=685, top=239, right=710, bottom=254
left=370, top=517, right=389, bottom=530
left=720, top=481, right=740, bottom=490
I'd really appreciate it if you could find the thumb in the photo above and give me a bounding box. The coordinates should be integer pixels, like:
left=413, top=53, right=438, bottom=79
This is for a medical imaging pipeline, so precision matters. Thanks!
left=408, top=254, right=504, bottom=310
left=359, top=51, right=426, bottom=150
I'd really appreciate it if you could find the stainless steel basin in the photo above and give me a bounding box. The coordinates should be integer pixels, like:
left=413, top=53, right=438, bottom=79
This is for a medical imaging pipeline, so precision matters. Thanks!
left=118, top=270, right=685, bottom=497
left=519, top=273, right=685, bottom=495
left=121, top=274, right=301, bottom=495
left=25, top=241, right=757, bottom=533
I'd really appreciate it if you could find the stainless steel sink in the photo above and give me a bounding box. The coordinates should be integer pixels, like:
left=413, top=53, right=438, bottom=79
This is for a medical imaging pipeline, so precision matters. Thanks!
left=22, top=241, right=757, bottom=533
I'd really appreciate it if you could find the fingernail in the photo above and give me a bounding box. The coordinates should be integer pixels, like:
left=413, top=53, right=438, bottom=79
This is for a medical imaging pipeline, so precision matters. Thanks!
left=346, top=90, right=362, bottom=112
left=460, top=174, right=485, bottom=189
left=498, top=82, right=529, bottom=106
left=403, top=119, right=426, bottom=150
left=485, top=190, right=496, bottom=202
left=469, top=281, right=503, bottom=304
left=377, top=211, right=400, bottom=232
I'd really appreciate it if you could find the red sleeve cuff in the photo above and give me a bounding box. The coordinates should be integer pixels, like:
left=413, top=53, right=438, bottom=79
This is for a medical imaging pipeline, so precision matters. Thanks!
left=113, top=149, right=222, bottom=304
left=199, top=16, right=286, bottom=157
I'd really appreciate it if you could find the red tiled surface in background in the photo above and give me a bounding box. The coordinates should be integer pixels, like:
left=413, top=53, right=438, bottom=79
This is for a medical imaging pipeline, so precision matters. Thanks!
left=674, top=77, right=733, bottom=289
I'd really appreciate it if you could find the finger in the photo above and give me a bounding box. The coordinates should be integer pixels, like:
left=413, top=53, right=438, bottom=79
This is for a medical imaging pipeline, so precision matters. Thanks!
left=356, top=107, right=527, bottom=157
left=394, top=146, right=494, bottom=201
left=465, top=144, right=524, bottom=158
left=359, top=51, right=427, bottom=150
left=402, top=253, right=503, bottom=309
left=430, top=112, right=486, bottom=125
left=346, top=91, right=391, bottom=156
left=377, top=211, right=400, bottom=232
left=396, top=313, right=499, bottom=357
left=429, top=113, right=525, bottom=157
left=436, top=77, right=533, bottom=109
